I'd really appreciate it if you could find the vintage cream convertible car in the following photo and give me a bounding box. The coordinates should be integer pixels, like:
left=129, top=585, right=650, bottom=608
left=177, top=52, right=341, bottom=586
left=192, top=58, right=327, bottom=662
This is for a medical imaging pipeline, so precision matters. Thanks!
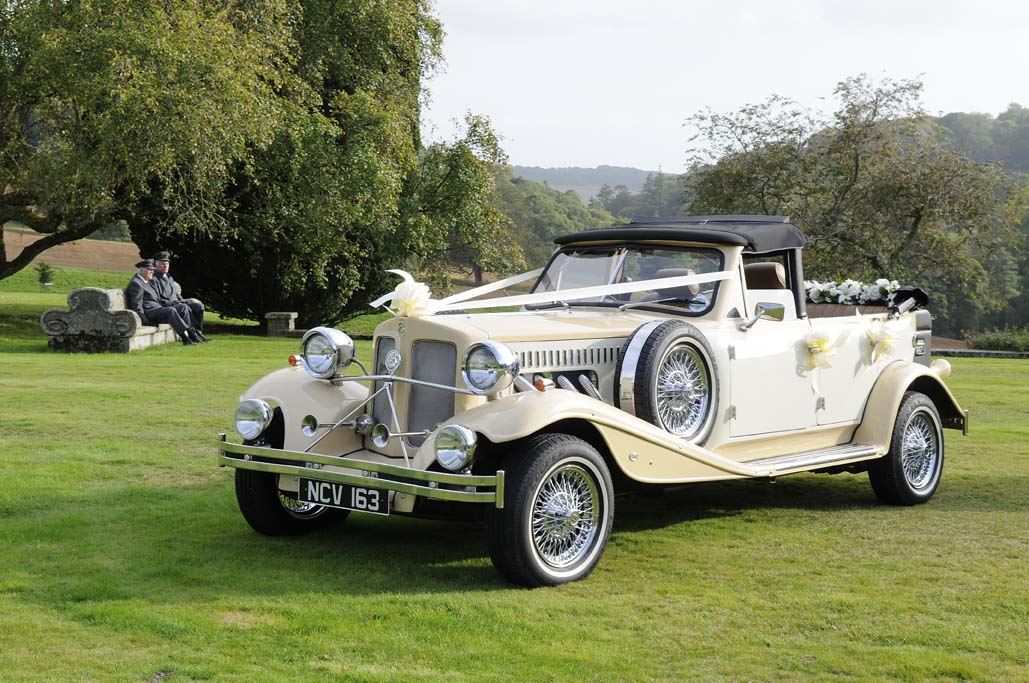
left=218, top=215, right=967, bottom=587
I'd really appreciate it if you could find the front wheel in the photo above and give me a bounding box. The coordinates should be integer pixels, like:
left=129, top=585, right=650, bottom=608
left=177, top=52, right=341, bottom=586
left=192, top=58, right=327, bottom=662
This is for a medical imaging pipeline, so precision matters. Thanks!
left=235, top=468, right=347, bottom=536
left=487, top=434, right=614, bottom=587
left=868, top=391, right=945, bottom=505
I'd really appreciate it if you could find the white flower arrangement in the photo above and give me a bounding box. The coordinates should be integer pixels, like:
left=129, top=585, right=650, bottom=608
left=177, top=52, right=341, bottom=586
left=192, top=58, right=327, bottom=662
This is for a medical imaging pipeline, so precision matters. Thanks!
left=804, top=278, right=901, bottom=306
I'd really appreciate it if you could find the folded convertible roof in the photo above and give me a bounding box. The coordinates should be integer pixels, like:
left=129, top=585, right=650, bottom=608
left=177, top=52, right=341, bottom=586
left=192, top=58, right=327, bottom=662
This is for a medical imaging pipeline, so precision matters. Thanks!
left=554, top=215, right=807, bottom=254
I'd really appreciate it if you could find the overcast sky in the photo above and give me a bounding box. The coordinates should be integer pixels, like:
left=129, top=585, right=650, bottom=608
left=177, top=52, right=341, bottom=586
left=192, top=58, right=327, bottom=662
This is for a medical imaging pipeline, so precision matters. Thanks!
left=421, top=0, right=1029, bottom=173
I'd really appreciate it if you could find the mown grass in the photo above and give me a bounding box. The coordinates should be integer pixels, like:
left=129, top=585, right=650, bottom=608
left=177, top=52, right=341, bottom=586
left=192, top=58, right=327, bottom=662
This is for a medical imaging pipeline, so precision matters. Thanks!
left=0, top=290, right=1026, bottom=681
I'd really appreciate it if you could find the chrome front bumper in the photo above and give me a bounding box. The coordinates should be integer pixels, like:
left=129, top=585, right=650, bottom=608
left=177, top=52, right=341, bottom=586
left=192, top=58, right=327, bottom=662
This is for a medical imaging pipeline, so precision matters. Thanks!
left=217, top=435, right=504, bottom=508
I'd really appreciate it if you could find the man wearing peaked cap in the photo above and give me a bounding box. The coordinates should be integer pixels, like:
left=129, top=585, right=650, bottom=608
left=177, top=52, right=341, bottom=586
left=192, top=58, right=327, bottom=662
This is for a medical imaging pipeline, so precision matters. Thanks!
left=151, top=250, right=207, bottom=341
left=125, top=258, right=204, bottom=346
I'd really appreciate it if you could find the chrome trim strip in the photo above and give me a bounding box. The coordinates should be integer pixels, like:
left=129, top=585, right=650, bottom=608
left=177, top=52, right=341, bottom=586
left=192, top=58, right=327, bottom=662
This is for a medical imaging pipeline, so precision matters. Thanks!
left=218, top=438, right=505, bottom=508
left=617, top=320, right=665, bottom=415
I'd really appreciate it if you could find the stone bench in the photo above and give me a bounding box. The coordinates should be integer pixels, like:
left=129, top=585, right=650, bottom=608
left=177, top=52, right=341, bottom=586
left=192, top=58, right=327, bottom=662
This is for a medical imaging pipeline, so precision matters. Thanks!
left=40, top=287, right=178, bottom=352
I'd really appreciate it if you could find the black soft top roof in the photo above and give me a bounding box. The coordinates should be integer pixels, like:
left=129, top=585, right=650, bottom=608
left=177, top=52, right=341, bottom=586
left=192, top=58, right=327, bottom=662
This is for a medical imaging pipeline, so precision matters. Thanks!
left=554, top=215, right=807, bottom=254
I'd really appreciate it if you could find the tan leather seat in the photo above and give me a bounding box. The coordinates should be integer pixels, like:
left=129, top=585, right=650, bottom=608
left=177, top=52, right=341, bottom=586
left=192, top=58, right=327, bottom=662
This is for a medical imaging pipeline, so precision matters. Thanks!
left=641, top=267, right=701, bottom=301
left=744, top=262, right=786, bottom=289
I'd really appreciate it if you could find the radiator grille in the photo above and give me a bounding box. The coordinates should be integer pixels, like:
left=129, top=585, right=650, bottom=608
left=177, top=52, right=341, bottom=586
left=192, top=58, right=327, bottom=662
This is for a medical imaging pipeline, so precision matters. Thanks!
left=408, top=341, right=457, bottom=445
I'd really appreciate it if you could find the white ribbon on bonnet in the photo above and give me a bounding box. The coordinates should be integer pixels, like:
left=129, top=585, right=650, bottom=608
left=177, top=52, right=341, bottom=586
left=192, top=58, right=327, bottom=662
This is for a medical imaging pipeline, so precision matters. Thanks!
left=370, top=268, right=735, bottom=316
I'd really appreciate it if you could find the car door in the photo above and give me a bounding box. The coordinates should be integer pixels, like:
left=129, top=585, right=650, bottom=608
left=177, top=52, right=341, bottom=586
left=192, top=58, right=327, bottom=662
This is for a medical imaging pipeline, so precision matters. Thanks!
left=726, top=299, right=816, bottom=437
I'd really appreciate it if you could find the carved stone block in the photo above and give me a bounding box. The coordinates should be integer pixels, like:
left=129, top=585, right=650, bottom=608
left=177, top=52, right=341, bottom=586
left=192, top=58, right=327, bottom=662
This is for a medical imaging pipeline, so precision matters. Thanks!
left=40, top=287, right=177, bottom=352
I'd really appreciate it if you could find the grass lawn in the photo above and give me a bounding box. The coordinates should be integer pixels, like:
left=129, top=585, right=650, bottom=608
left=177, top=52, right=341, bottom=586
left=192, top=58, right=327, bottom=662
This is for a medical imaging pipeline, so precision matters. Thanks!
left=0, top=286, right=1027, bottom=681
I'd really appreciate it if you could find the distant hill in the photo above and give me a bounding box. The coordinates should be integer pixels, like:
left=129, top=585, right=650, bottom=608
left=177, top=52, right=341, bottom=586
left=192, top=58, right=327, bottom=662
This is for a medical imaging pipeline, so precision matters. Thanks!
left=511, top=165, right=658, bottom=201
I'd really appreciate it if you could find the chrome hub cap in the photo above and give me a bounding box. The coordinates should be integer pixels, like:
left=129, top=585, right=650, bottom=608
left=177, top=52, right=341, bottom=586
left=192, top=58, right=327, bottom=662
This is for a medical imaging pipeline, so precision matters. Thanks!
left=656, top=344, right=710, bottom=439
left=278, top=492, right=325, bottom=519
left=901, top=410, right=940, bottom=490
left=531, top=464, right=601, bottom=569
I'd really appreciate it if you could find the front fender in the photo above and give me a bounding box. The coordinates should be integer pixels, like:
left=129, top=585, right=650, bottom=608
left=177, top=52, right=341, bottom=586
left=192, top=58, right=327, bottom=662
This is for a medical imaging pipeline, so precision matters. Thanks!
left=853, top=359, right=967, bottom=449
left=241, top=367, right=369, bottom=452
left=419, top=389, right=759, bottom=484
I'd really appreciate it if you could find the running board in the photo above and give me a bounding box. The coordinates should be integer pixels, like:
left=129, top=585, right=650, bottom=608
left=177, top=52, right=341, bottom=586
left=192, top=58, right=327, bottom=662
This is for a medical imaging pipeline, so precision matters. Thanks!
left=741, top=443, right=881, bottom=477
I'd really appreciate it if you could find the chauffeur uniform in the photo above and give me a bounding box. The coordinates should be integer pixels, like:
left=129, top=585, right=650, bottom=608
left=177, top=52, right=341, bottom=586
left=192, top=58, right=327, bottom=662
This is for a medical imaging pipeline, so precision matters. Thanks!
left=151, top=264, right=205, bottom=331
left=125, top=261, right=200, bottom=344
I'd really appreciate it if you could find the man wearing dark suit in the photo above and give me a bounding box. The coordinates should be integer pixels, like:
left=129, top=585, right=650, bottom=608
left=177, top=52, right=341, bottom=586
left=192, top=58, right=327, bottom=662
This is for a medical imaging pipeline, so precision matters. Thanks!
left=151, top=251, right=207, bottom=340
left=125, top=259, right=203, bottom=346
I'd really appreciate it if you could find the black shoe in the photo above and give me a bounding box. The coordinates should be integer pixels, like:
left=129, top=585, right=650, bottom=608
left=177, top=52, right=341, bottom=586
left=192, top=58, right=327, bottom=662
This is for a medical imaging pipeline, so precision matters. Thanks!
left=187, top=329, right=207, bottom=343
left=181, top=337, right=196, bottom=346
left=194, top=330, right=209, bottom=342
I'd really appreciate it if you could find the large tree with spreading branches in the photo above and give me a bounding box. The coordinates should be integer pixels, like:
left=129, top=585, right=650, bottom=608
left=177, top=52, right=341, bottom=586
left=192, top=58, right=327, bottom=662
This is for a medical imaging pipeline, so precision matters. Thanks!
left=684, top=76, right=1024, bottom=334
left=1, top=0, right=518, bottom=325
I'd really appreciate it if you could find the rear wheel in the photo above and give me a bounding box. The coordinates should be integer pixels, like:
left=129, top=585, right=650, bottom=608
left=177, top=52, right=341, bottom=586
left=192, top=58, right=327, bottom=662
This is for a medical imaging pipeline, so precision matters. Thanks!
left=487, top=434, right=614, bottom=587
left=868, top=392, right=944, bottom=505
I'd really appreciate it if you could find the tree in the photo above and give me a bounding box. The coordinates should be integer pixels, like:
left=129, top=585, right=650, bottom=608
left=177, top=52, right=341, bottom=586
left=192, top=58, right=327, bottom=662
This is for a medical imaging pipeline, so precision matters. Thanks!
left=1, top=0, right=299, bottom=280
left=128, top=0, right=449, bottom=326
left=494, top=168, right=617, bottom=267
left=407, top=114, right=525, bottom=287
left=685, top=76, right=1024, bottom=335
left=4, top=1, right=518, bottom=327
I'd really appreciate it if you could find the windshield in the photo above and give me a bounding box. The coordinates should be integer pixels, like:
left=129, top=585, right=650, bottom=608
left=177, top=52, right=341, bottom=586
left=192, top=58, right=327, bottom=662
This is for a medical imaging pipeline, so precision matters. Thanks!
left=530, top=245, right=723, bottom=314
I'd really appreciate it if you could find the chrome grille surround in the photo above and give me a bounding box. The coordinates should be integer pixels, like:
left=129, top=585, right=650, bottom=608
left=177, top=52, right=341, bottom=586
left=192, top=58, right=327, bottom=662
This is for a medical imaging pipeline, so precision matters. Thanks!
left=371, top=336, right=397, bottom=426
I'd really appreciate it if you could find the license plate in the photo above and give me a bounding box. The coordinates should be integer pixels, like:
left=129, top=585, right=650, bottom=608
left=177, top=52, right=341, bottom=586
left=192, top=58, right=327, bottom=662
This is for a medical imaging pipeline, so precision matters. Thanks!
left=298, top=478, right=390, bottom=516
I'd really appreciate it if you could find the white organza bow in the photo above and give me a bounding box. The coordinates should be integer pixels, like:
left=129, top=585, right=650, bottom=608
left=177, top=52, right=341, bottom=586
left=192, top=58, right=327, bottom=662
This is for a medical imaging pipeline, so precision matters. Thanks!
left=384, top=271, right=439, bottom=318
left=805, top=330, right=836, bottom=370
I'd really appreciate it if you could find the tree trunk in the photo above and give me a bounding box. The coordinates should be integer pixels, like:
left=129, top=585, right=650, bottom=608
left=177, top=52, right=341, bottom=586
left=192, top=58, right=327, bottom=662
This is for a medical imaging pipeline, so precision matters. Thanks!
left=472, top=263, right=484, bottom=285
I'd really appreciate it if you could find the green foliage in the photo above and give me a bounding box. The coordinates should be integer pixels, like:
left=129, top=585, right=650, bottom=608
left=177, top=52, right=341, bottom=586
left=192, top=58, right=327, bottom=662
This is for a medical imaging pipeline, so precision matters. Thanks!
left=125, top=3, right=530, bottom=325
left=496, top=167, right=618, bottom=266
left=965, top=325, right=1029, bottom=352
left=34, top=261, right=54, bottom=285
left=0, top=0, right=299, bottom=279
left=685, top=76, right=1025, bottom=336
left=2, top=0, right=507, bottom=329
left=595, top=171, right=688, bottom=219
left=88, top=221, right=132, bottom=243
left=406, top=114, right=525, bottom=288
left=938, top=103, right=1029, bottom=172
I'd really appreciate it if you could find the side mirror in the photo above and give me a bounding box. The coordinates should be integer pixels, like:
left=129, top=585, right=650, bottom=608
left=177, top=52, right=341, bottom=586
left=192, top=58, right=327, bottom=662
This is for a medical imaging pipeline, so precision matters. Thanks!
left=738, top=302, right=786, bottom=331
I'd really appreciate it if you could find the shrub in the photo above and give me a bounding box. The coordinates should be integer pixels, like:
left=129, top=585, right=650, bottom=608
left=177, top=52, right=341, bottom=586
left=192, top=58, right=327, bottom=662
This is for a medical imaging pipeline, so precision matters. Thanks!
left=965, top=326, right=1029, bottom=352
left=35, top=262, right=55, bottom=286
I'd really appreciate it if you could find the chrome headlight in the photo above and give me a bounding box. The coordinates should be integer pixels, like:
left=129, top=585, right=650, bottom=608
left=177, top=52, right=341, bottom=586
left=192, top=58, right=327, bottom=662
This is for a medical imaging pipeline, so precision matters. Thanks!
left=300, top=327, right=354, bottom=379
left=434, top=425, right=478, bottom=472
left=462, top=341, right=519, bottom=395
left=235, top=399, right=274, bottom=440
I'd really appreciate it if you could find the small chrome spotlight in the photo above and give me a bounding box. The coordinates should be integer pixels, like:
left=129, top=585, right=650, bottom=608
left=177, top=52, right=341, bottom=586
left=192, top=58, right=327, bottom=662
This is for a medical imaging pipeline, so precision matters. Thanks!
left=370, top=423, right=390, bottom=448
left=301, top=414, right=319, bottom=437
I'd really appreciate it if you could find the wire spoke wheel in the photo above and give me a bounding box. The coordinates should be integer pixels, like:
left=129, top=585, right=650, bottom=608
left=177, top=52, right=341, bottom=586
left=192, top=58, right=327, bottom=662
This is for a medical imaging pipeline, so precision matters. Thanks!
left=531, top=463, right=601, bottom=569
left=869, top=392, right=945, bottom=506
left=278, top=491, right=327, bottom=519
left=620, top=320, right=718, bottom=445
left=901, top=409, right=940, bottom=491
left=654, top=343, right=711, bottom=439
